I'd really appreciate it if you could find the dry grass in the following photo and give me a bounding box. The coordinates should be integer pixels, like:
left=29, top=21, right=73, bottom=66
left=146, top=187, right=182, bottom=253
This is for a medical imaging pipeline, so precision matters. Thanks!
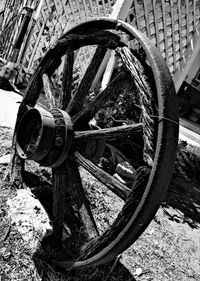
left=0, top=126, right=200, bottom=281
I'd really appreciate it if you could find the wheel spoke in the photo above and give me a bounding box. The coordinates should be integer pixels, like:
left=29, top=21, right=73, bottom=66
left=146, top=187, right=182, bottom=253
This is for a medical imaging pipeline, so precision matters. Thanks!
left=73, top=71, right=130, bottom=126
left=75, top=151, right=130, bottom=201
left=116, top=46, right=156, bottom=166
left=42, top=73, right=57, bottom=109
left=74, top=123, right=143, bottom=142
left=116, top=46, right=152, bottom=94
left=67, top=46, right=107, bottom=116
left=78, top=166, right=150, bottom=261
left=52, top=156, right=99, bottom=249
left=21, top=55, right=62, bottom=109
left=60, top=47, right=74, bottom=110
left=52, top=167, right=66, bottom=248
left=64, top=157, right=99, bottom=237
left=10, top=148, right=25, bottom=187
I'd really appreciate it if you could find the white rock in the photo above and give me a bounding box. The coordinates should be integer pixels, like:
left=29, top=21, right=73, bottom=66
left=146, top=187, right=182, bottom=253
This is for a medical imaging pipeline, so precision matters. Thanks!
left=7, top=188, right=52, bottom=253
left=135, top=268, right=143, bottom=276
left=113, top=173, right=126, bottom=184
left=0, top=154, right=11, bottom=164
left=116, top=161, right=136, bottom=180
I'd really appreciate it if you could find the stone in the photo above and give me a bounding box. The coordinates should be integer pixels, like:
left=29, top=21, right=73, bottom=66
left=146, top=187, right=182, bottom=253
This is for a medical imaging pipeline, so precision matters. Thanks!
left=113, top=173, right=127, bottom=185
left=0, top=154, right=11, bottom=164
left=116, top=161, right=136, bottom=180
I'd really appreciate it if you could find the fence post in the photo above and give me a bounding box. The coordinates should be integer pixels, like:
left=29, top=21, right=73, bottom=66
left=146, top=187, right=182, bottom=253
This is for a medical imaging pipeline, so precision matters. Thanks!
left=92, top=0, right=132, bottom=89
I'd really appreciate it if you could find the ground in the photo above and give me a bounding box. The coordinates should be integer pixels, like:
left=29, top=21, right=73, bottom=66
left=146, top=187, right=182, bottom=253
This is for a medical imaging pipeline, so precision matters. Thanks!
left=0, top=90, right=200, bottom=280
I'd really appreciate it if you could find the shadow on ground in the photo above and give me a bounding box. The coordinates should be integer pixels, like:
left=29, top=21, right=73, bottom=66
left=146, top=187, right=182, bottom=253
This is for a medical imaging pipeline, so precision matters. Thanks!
left=29, top=175, right=137, bottom=281
left=162, top=143, right=200, bottom=229
left=33, top=250, right=136, bottom=281
left=30, top=142, right=200, bottom=280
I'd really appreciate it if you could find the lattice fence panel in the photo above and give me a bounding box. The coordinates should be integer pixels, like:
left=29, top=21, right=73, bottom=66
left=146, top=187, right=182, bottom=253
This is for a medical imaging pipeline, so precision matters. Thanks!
left=0, top=0, right=25, bottom=60
left=1, top=0, right=199, bottom=85
left=21, top=0, right=116, bottom=82
left=126, top=0, right=200, bottom=75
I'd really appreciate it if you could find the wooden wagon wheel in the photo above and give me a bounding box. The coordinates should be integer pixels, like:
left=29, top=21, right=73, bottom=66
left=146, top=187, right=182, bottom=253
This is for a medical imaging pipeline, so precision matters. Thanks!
left=13, top=18, right=179, bottom=269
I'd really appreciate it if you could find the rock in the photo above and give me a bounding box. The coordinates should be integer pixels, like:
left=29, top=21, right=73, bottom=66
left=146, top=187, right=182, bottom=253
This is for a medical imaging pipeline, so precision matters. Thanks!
left=7, top=189, right=52, bottom=254
left=116, top=161, right=136, bottom=180
left=113, top=173, right=127, bottom=184
left=0, top=154, right=11, bottom=164
left=134, top=268, right=143, bottom=276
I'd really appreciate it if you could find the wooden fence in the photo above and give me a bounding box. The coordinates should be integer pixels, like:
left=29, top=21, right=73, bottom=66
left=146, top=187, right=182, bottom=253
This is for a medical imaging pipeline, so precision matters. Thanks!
left=0, top=0, right=199, bottom=85
left=126, top=0, right=200, bottom=76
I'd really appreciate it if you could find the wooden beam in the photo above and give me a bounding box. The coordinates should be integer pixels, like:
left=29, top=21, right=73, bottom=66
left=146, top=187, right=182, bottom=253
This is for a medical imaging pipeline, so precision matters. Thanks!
left=92, top=0, right=132, bottom=89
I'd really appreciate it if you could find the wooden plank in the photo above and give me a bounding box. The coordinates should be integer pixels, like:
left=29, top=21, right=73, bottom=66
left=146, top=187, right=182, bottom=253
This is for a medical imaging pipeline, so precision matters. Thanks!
left=61, top=47, right=74, bottom=109
left=61, top=0, right=70, bottom=22
left=186, top=0, right=190, bottom=44
left=177, top=0, right=183, bottom=63
left=143, top=0, right=151, bottom=38
left=95, top=0, right=101, bottom=17
left=133, top=0, right=141, bottom=30
left=110, top=0, right=132, bottom=20
left=170, top=0, right=177, bottom=73
left=193, top=0, right=197, bottom=31
left=27, top=15, right=47, bottom=70
left=45, top=0, right=51, bottom=12
left=82, top=0, right=89, bottom=19
left=74, top=0, right=82, bottom=21
left=93, top=0, right=132, bottom=89
left=101, top=0, right=107, bottom=16
left=88, top=0, right=94, bottom=16
left=152, top=0, right=160, bottom=47
left=161, top=0, right=169, bottom=67
left=107, top=0, right=113, bottom=11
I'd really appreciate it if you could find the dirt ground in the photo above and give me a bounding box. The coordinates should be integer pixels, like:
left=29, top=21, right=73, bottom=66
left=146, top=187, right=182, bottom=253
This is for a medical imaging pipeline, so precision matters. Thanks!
left=0, top=91, right=200, bottom=280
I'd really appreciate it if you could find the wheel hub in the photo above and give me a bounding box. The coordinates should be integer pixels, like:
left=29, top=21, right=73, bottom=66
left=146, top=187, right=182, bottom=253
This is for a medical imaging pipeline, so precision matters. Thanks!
left=16, top=108, right=73, bottom=167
